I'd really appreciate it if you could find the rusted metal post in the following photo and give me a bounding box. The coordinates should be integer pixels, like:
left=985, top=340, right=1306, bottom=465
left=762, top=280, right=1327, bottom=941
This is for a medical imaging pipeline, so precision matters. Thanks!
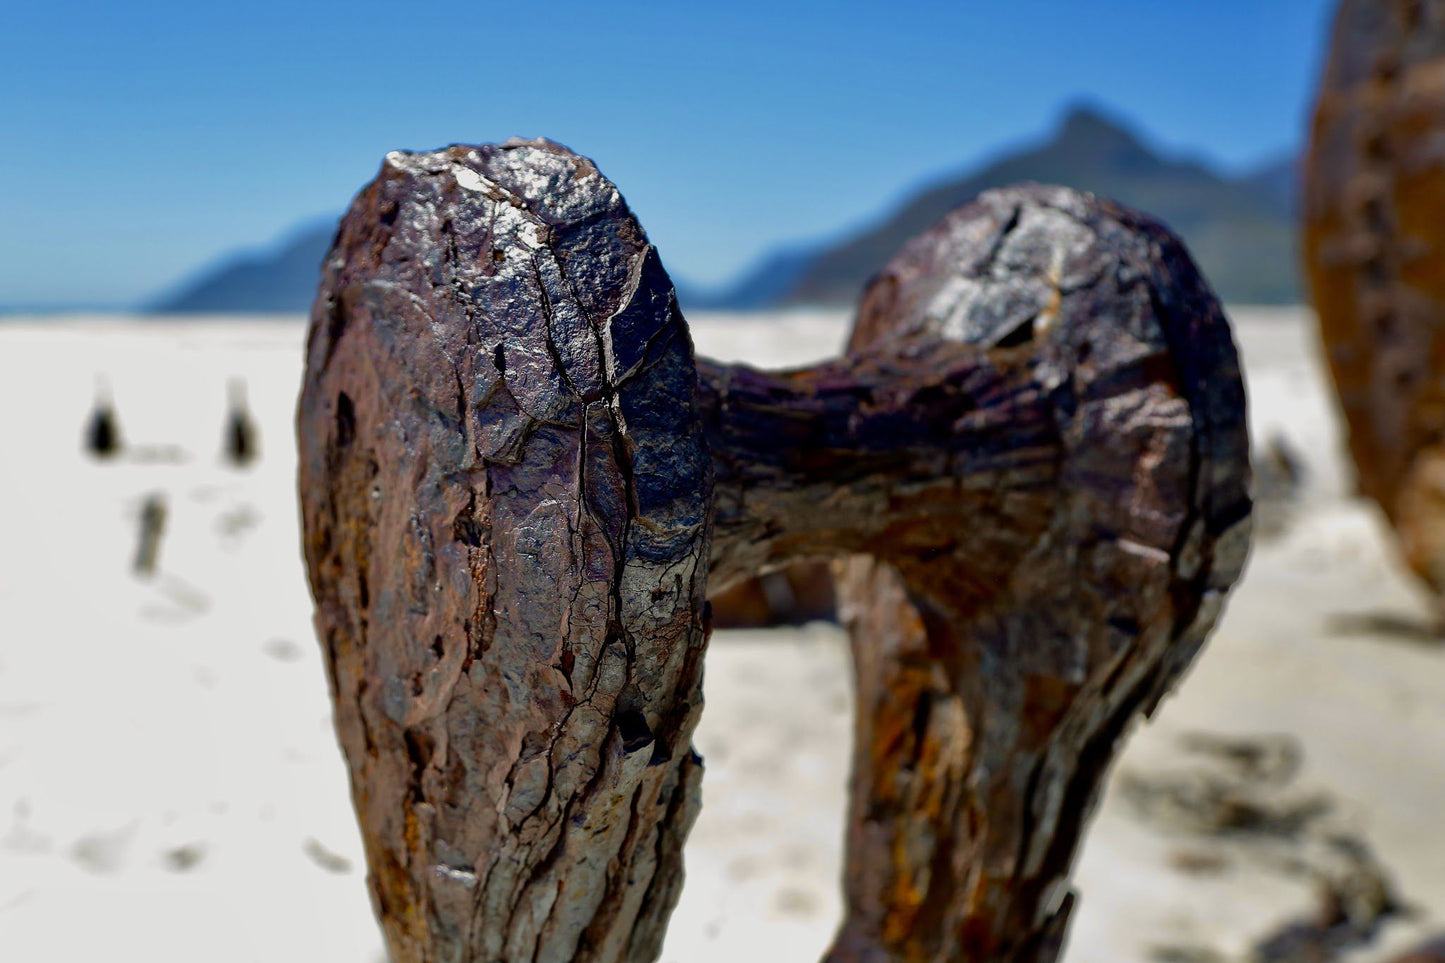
left=298, top=141, right=1250, bottom=962
left=225, top=378, right=258, bottom=467
left=1305, top=0, right=1445, bottom=595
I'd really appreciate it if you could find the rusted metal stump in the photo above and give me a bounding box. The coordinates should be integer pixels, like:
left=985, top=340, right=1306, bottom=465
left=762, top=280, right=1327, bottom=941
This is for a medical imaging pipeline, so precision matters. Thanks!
left=1305, top=0, right=1445, bottom=595
left=298, top=140, right=1251, bottom=962
left=85, top=381, right=121, bottom=459
left=224, top=378, right=259, bottom=467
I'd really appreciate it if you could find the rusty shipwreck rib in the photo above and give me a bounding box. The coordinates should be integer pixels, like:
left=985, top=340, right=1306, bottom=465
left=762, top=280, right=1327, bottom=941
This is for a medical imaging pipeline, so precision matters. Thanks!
left=298, top=140, right=1250, bottom=963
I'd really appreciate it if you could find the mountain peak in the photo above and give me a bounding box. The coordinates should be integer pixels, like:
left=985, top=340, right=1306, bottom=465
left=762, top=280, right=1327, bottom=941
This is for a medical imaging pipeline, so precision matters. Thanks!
left=779, top=102, right=1299, bottom=307
left=1053, top=104, right=1147, bottom=153
left=142, top=103, right=1301, bottom=315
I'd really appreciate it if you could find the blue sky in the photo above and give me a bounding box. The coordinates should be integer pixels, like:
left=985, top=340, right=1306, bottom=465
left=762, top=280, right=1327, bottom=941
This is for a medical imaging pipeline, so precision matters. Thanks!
left=2, top=0, right=1336, bottom=308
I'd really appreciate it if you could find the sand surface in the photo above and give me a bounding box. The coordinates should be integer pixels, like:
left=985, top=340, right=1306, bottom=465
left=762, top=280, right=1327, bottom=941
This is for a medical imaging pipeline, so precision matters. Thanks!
left=0, top=307, right=1440, bottom=961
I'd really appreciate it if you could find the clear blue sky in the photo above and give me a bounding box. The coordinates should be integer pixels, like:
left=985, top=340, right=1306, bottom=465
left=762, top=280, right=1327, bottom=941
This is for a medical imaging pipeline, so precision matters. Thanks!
left=2, top=0, right=1336, bottom=308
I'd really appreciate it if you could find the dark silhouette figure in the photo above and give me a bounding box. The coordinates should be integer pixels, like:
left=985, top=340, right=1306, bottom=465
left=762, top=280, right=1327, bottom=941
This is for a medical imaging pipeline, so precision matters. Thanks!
left=85, top=381, right=121, bottom=458
left=224, top=379, right=258, bottom=467
left=133, top=493, right=167, bottom=577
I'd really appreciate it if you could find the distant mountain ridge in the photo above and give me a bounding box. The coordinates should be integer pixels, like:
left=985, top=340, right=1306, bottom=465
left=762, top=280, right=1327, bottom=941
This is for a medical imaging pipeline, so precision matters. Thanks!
left=678, top=246, right=818, bottom=311
left=149, top=222, right=337, bottom=314
left=149, top=105, right=1300, bottom=314
left=775, top=106, right=1300, bottom=307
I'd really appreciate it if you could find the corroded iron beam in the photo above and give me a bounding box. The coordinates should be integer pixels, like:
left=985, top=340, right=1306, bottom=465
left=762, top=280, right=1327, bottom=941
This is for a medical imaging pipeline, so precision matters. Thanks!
left=298, top=140, right=1250, bottom=962
left=1305, top=0, right=1445, bottom=594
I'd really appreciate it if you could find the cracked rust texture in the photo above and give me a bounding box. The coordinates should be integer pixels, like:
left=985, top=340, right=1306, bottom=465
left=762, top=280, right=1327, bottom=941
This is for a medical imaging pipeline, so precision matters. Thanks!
left=827, top=186, right=1249, bottom=961
left=299, top=140, right=709, bottom=963
left=299, top=140, right=1251, bottom=963
left=1306, top=0, right=1445, bottom=594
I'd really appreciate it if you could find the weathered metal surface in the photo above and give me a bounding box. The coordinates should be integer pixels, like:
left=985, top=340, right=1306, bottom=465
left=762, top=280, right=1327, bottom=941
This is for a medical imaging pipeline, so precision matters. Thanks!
left=1305, top=0, right=1445, bottom=593
left=841, top=186, right=1250, bottom=960
left=299, top=140, right=710, bottom=962
left=702, top=186, right=1252, bottom=960
left=300, top=145, right=1251, bottom=962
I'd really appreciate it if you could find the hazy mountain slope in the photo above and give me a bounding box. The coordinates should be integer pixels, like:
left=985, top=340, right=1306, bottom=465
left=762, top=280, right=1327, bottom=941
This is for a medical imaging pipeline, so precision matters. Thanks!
left=783, top=107, right=1300, bottom=306
left=679, top=247, right=819, bottom=311
left=1238, top=154, right=1299, bottom=215
left=145, top=107, right=1300, bottom=313
left=149, top=223, right=336, bottom=314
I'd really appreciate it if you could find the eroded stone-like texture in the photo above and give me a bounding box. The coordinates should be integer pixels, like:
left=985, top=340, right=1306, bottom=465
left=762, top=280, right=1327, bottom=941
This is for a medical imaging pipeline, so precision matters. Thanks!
left=301, top=144, right=1251, bottom=963
left=298, top=140, right=710, bottom=963
left=1305, top=0, right=1445, bottom=593
left=699, top=186, right=1251, bottom=962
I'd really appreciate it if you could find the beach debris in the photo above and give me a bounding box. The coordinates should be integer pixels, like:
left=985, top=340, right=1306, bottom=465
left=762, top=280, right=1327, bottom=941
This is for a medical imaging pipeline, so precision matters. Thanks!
left=126, top=444, right=189, bottom=464
left=1324, top=609, right=1444, bottom=646
left=1121, top=769, right=1330, bottom=840
left=2, top=800, right=50, bottom=855
left=302, top=837, right=352, bottom=874
left=140, top=574, right=211, bottom=624
left=223, top=378, right=258, bottom=467
left=70, top=823, right=135, bottom=874
left=1123, top=733, right=1321, bottom=840
left=163, top=843, right=205, bottom=872
left=1313, top=835, right=1401, bottom=932
left=83, top=380, right=121, bottom=458
left=1124, top=731, right=1407, bottom=962
left=1149, top=947, right=1227, bottom=963
left=263, top=637, right=302, bottom=662
left=1251, top=835, right=1403, bottom=961
left=132, top=492, right=167, bottom=577
left=1305, top=0, right=1445, bottom=597
left=1179, top=731, right=1303, bottom=787
left=1167, top=848, right=1232, bottom=876
left=0, top=891, right=35, bottom=916
left=1253, top=434, right=1305, bottom=504
left=772, top=885, right=820, bottom=919
left=215, top=502, right=261, bottom=538
left=1253, top=433, right=1307, bottom=539
left=298, top=141, right=1250, bottom=961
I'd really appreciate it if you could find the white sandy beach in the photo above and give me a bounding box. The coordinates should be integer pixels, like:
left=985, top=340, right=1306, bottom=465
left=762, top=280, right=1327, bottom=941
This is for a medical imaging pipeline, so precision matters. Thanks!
left=0, top=307, right=1441, bottom=962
